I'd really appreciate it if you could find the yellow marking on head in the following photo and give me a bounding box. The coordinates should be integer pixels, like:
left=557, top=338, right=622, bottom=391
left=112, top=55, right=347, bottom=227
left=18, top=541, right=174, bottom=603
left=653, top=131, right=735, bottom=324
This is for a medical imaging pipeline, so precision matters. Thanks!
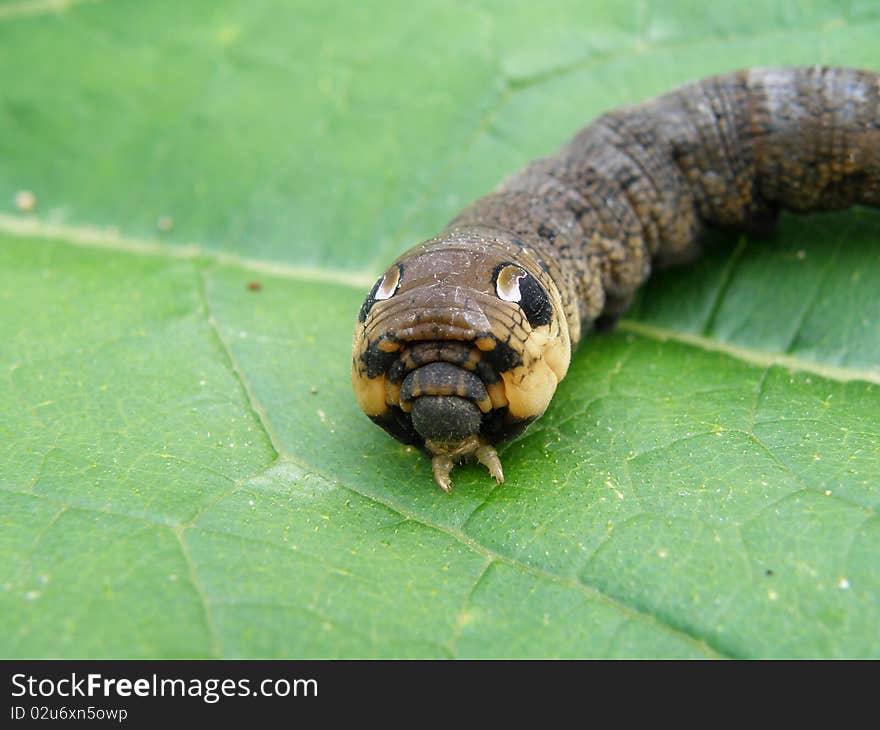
left=486, top=382, right=508, bottom=409
left=501, top=362, right=558, bottom=419
left=378, top=338, right=401, bottom=353
left=474, top=395, right=493, bottom=413
left=385, top=380, right=401, bottom=407
left=465, top=348, right=483, bottom=369
left=543, top=325, right=570, bottom=382
left=351, top=362, right=387, bottom=417
left=492, top=320, right=570, bottom=419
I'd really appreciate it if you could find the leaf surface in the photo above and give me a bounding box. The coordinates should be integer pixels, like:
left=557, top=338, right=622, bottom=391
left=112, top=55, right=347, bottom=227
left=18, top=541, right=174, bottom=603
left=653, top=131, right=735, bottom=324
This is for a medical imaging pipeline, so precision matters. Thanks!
left=1, top=0, right=878, bottom=658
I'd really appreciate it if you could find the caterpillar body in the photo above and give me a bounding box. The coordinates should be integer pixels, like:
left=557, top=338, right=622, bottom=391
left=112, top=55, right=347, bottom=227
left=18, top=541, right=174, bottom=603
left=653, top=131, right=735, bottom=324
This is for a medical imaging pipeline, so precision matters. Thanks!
left=352, top=66, right=880, bottom=492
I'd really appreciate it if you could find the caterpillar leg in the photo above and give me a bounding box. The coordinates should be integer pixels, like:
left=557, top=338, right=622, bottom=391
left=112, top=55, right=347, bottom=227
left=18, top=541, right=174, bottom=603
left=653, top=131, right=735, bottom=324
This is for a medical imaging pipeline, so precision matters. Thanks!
left=475, top=442, right=505, bottom=485
left=427, top=436, right=505, bottom=493
left=431, top=454, right=455, bottom=494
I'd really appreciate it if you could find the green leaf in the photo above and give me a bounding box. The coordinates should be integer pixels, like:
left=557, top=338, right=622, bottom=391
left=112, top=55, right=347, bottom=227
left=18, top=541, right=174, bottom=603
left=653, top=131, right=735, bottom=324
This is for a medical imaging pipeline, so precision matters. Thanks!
left=1, top=0, right=878, bottom=658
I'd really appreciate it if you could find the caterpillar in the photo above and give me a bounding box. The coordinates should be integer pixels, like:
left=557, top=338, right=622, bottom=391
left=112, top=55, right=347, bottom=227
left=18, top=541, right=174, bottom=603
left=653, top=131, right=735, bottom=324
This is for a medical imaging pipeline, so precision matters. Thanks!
left=351, top=66, right=880, bottom=492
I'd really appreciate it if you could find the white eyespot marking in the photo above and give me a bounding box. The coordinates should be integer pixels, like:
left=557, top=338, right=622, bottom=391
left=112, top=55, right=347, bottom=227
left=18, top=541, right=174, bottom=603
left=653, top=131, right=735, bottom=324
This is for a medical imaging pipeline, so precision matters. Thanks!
left=495, top=264, right=527, bottom=302
left=375, top=265, right=402, bottom=301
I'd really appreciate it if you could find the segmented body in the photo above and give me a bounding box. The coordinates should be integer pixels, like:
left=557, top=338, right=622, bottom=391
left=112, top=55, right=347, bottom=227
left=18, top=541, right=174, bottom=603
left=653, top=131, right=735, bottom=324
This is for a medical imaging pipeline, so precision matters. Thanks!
left=352, top=66, right=880, bottom=491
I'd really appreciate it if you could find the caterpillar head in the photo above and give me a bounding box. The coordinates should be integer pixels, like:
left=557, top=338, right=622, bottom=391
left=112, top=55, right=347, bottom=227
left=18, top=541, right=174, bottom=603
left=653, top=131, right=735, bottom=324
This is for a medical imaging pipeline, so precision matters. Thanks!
left=351, top=229, right=571, bottom=492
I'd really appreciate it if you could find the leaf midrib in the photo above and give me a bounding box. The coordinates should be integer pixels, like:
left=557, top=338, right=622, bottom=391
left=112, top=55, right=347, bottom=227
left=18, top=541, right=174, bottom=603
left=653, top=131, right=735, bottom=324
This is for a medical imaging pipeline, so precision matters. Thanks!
left=5, top=211, right=876, bottom=386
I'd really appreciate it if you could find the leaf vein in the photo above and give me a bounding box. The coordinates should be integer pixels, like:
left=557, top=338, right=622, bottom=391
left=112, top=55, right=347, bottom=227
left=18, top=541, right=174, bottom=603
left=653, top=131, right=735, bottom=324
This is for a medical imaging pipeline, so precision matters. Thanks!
left=618, top=320, right=880, bottom=385
left=173, top=526, right=223, bottom=659
left=196, top=267, right=284, bottom=459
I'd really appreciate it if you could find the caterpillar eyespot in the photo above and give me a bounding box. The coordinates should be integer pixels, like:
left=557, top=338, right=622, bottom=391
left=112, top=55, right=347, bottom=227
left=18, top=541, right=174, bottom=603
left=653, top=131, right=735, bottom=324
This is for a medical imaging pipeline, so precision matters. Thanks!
left=494, top=263, right=526, bottom=302
left=358, top=263, right=403, bottom=323
left=493, top=262, right=554, bottom=329
left=351, top=65, right=880, bottom=493
left=374, top=264, right=403, bottom=301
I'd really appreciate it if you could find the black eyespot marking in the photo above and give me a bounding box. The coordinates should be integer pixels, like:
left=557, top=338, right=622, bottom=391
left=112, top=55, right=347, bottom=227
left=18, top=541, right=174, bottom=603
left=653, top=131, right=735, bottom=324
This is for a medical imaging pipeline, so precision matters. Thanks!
left=358, top=264, right=404, bottom=323
left=492, top=262, right=553, bottom=328
left=518, top=274, right=553, bottom=327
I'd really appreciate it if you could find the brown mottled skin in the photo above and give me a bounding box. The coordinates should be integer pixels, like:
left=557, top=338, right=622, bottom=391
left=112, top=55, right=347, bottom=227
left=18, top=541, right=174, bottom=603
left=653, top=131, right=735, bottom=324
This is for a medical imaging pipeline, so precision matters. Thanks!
left=352, top=67, right=880, bottom=491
